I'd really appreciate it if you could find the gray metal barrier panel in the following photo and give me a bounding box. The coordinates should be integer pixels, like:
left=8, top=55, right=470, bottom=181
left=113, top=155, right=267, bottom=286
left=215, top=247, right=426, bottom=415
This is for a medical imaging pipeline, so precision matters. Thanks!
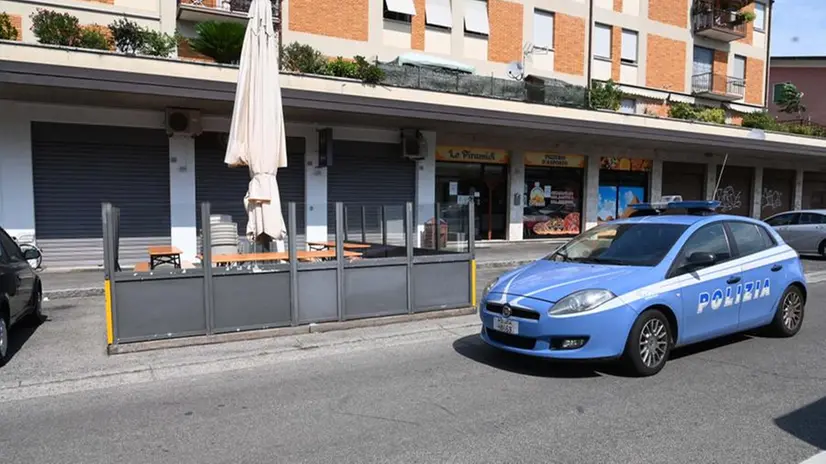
left=297, top=269, right=338, bottom=324
left=413, top=261, right=471, bottom=312
left=114, top=276, right=207, bottom=342
left=212, top=271, right=292, bottom=332
left=343, top=265, right=408, bottom=319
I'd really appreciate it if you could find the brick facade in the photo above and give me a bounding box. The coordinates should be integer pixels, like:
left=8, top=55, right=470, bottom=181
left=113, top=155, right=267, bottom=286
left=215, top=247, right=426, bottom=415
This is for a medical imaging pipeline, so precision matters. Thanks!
left=487, top=0, right=523, bottom=63
left=7, top=13, right=22, bottom=41
left=177, top=36, right=214, bottom=63
left=712, top=50, right=728, bottom=94
left=611, top=26, right=621, bottom=81
left=289, top=0, right=369, bottom=42
left=745, top=57, right=764, bottom=105
left=181, top=0, right=216, bottom=6
left=648, top=0, right=688, bottom=28
left=737, top=3, right=754, bottom=46
left=613, top=0, right=623, bottom=12
left=411, top=0, right=425, bottom=50
left=646, top=34, right=686, bottom=92
left=553, top=13, right=585, bottom=76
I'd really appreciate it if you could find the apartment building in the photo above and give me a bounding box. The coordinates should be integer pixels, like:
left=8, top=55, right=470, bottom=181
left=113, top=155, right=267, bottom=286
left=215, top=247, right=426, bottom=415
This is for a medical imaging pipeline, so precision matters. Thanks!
left=769, top=56, right=826, bottom=127
left=1, top=0, right=824, bottom=270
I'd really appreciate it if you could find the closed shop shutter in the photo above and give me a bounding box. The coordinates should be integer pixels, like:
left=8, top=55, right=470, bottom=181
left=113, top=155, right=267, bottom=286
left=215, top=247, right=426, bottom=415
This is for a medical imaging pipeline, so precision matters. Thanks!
left=194, top=133, right=306, bottom=241
left=31, top=122, right=171, bottom=270
left=802, top=171, right=826, bottom=210
left=715, top=165, right=753, bottom=216
left=761, top=168, right=794, bottom=218
left=662, top=162, right=706, bottom=201
left=326, top=141, right=415, bottom=238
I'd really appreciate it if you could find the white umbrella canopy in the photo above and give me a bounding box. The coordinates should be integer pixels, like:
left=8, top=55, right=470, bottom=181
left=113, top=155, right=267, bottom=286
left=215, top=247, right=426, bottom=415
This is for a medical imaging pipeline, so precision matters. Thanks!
left=225, top=0, right=288, bottom=246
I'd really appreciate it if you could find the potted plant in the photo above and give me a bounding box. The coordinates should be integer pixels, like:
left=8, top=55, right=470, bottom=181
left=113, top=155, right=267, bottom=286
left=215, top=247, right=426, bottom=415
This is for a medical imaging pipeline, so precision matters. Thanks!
left=731, top=10, right=756, bottom=25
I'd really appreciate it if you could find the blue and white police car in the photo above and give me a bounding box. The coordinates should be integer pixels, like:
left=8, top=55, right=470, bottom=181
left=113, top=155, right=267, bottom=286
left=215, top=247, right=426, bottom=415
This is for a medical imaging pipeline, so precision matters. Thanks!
left=479, top=199, right=807, bottom=376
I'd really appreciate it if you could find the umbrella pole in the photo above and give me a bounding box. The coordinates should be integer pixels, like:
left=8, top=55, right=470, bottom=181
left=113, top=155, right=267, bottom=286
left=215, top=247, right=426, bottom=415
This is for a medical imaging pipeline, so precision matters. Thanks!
left=257, top=234, right=272, bottom=252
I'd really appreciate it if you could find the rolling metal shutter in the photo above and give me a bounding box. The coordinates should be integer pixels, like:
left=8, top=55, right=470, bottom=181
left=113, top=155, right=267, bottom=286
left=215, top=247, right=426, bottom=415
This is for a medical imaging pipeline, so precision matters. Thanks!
left=31, top=122, right=171, bottom=270
left=715, top=165, right=753, bottom=216
left=802, top=171, right=826, bottom=210
left=761, top=168, right=794, bottom=219
left=194, top=132, right=306, bottom=240
left=326, top=141, right=415, bottom=239
left=662, top=162, right=706, bottom=201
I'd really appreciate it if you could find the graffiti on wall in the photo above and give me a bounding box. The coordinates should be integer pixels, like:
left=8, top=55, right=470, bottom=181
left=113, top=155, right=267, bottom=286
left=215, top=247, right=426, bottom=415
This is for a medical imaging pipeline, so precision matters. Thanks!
left=761, top=188, right=783, bottom=211
left=715, top=186, right=742, bottom=212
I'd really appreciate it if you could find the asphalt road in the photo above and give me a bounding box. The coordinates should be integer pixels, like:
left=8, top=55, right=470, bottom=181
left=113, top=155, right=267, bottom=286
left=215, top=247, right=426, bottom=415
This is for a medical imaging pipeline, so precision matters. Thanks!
left=2, top=282, right=825, bottom=463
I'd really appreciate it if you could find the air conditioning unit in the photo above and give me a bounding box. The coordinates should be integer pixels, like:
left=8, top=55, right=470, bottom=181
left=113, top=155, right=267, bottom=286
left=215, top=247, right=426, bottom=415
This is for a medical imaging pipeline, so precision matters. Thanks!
left=401, top=128, right=425, bottom=161
left=165, top=108, right=203, bottom=137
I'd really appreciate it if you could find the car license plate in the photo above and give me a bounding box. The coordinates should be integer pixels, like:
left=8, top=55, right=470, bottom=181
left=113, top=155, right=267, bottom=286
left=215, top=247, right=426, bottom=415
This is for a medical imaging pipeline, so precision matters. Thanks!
left=492, top=317, right=519, bottom=335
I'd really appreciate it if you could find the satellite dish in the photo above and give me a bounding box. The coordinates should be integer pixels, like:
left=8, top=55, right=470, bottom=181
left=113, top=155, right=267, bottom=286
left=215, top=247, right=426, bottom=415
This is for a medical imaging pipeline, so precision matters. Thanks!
left=506, top=61, right=524, bottom=80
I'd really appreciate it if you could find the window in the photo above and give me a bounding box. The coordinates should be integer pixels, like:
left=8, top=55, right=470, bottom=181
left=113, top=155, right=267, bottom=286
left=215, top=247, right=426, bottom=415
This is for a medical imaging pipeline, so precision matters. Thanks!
left=727, top=222, right=771, bottom=257
left=0, top=229, right=23, bottom=262
left=548, top=223, right=688, bottom=267
left=620, top=98, right=636, bottom=114
left=620, top=29, right=638, bottom=65
left=533, top=9, right=554, bottom=50
left=673, top=223, right=731, bottom=274
left=464, top=0, right=489, bottom=35
left=758, top=225, right=778, bottom=247
left=733, top=55, right=746, bottom=81
left=425, top=0, right=452, bottom=29
left=765, top=212, right=798, bottom=226
left=772, top=82, right=789, bottom=104
left=594, top=23, right=612, bottom=60
left=798, top=212, right=826, bottom=224
left=754, top=2, right=766, bottom=32
left=384, top=0, right=417, bottom=22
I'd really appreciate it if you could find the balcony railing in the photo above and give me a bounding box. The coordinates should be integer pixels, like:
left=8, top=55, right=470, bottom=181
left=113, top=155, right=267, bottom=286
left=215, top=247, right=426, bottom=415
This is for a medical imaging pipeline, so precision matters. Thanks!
left=692, top=72, right=746, bottom=101
left=177, top=0, right=280, bottom=22
left=377, top=64, right=589, bottom=109
left=693, top=9, right=747, bottom=41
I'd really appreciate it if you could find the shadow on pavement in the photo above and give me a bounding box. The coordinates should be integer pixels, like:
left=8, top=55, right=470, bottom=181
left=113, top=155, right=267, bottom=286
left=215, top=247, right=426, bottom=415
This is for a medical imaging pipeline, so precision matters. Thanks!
left=668, top=332, right=753, bottom=361
left=452, top=334, right=609, bottom=379
left=774, top=396, right=826, bottom=451
left=6, top=316, right=45, bottom=364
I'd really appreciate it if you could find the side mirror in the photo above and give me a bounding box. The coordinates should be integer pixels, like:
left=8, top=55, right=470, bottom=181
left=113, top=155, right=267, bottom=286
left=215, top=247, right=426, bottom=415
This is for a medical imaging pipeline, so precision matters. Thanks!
left=23, top=248, right=41, bottom=261
left=686, top=252, right=715, bottom=268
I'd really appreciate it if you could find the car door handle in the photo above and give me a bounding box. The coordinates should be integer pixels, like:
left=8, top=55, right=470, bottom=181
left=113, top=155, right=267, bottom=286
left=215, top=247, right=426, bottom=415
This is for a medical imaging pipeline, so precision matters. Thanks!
left=771, top=264, right=783, bottom=272
left=727, top=276, right=741, bottom=284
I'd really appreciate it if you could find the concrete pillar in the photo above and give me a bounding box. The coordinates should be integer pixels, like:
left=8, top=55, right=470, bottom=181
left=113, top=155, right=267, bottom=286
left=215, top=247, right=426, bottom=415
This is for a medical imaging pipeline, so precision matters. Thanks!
left=648, top=159, right=663, bottom=201
left=168, top=135, right=198, bottom=262
left=751, top=167, right=763, bottom=218
left=302, top=128, right=327, bottom=245
left=794, top=168, right=804, bottom=210
left=0, top=104, right=35, bottom=242
left=506, top=151, right=525, bottom=241
left=584, top=154, right=601, bottom=230
left=415, top=131, right=437, bottom=247
left=705, top=162, right=718, bottom=201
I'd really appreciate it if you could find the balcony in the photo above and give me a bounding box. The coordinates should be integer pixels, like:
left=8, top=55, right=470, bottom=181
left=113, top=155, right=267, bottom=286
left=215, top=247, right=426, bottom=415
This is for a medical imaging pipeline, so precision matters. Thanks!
left=692, top=72, right=745, bottom=101
left=693, top=9, right=747, bottom=42
left=177, top=0, right=280, bottom=25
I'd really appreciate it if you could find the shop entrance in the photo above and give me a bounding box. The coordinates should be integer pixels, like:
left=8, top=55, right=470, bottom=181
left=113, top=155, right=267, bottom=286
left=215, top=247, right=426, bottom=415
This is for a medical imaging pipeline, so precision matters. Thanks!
left=522, top=153, right=585, bottom=238
left=434, top=146, right=509, bottom=240
left=597, top=157, right=652, bottom=223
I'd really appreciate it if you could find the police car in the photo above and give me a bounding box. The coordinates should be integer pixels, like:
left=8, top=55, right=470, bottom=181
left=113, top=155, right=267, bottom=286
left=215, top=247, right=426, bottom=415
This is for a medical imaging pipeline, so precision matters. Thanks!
left=479, top=198, right=807, bottom=376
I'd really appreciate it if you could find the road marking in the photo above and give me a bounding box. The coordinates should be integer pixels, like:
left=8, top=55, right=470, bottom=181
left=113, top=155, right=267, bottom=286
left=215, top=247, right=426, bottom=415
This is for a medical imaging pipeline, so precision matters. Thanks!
left=799, top=451, right=826, bottom=464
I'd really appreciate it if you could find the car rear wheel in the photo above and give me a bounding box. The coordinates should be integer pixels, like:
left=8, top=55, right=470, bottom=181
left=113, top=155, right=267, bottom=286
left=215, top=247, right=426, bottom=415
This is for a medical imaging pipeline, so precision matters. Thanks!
left=622, top=309, right=672, bottom=377
left=28, top=285, right=46, bottom=324
left=767, top=286, right=804, bottom=337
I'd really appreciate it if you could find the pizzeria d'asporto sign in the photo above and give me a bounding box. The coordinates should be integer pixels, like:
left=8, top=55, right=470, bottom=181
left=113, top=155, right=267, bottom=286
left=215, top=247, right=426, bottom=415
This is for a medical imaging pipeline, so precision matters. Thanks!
left=435, top=146, right=509, bottom=164
left=524, top=152, right=586, bottom=168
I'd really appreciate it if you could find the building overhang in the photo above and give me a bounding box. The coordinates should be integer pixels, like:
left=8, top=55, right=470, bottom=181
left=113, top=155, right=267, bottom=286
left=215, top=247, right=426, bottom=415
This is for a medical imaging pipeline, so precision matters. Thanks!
left=1, top=42, right=825, bottom=158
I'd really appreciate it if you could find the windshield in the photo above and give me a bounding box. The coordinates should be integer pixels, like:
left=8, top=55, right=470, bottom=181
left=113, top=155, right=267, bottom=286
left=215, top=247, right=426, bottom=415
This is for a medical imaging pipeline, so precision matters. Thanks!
left=547, top=222, right=688, bottom=267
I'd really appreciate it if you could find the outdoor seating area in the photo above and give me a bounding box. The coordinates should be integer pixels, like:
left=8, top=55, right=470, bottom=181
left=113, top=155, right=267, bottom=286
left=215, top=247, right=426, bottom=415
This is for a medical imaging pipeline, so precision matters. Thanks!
left=102, top=201, right=476, bottom=346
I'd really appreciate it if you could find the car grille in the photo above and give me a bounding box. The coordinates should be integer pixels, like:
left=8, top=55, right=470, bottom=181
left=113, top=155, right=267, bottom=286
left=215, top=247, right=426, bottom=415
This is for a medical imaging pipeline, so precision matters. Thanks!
left=485, top=328, right=537, bottom=350
left=485, top=302, right=540, bottom=320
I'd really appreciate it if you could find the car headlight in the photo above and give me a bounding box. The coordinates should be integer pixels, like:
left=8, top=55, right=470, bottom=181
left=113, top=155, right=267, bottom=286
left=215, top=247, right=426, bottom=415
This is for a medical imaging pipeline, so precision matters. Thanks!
left=548, top=289, right=616, bottom=316
left=482, top=277, right=500, bottom=299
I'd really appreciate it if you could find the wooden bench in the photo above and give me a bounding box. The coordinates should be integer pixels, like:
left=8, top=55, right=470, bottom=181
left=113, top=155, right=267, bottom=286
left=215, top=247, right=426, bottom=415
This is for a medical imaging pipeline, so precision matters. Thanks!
left=134, top=262, right=151, bottom=272
left=209, top=249, right=361, bottom=265
left=148, top=246, right=183, bottom=269
left=307, top=241, right=372, bottom=251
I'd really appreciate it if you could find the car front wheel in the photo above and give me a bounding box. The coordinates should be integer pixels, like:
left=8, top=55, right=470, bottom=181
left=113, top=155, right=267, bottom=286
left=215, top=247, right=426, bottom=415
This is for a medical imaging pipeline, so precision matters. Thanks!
left=0, top=313, right=8, bottom=367
left=767, top=286, right=804, bottom=337
left=622, top=309, right=672, bottom=377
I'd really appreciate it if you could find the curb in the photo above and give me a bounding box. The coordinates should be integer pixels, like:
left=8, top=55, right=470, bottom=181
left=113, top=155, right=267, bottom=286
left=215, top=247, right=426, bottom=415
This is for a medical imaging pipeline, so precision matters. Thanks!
left=43, top=260, right=538, bottom=300
left=107, top=306, right=477, bottom=355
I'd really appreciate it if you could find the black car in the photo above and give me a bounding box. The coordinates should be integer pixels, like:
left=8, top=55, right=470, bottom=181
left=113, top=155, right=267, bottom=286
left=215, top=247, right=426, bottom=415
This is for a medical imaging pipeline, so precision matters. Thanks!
left=0, top=227, right=44, bottom=366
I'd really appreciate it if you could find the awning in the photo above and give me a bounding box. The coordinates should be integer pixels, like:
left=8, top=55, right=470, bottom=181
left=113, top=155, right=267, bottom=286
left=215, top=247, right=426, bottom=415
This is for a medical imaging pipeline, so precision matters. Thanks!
left=425, top=0, right=452, bottom=28
left=463, top=0, right=489, bottom=35
left=395, top=52, right=475, bottom=73
left=385, top=0, right=416, bottom=16
left=725, top=102, right=765, bottom=114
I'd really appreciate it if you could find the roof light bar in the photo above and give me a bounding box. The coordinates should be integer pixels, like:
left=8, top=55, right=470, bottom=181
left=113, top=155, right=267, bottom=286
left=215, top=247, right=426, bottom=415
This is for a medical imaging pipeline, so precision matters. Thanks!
left=629, top=199, right=721, bottom=212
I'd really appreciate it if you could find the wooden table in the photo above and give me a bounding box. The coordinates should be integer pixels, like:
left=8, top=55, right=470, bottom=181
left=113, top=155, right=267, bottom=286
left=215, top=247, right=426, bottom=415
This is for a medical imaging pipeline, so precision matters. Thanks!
left=148, top=246, right=183, bottom=269
left=307, top=241, right=372, bottom=251
left=208, top=249, right=362, bottom=265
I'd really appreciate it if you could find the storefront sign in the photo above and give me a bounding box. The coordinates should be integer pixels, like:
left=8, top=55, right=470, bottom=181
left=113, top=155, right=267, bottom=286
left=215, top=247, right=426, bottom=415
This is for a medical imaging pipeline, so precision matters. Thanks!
left=600, top=157, right=652, bottom=172
left=524, top=152, right=586, bottom=168
left=435, top=146, right=509, bottom=164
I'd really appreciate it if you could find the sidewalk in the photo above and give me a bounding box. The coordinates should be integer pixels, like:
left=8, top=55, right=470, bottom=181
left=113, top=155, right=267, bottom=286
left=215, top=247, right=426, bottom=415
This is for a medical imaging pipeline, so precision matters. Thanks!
left=40, top=240, right=563, bottom=300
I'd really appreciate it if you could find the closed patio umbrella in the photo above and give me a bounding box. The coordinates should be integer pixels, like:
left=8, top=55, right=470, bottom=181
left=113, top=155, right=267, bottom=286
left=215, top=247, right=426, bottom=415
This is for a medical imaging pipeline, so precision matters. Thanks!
left=225, top=0, right=287, bottom=250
